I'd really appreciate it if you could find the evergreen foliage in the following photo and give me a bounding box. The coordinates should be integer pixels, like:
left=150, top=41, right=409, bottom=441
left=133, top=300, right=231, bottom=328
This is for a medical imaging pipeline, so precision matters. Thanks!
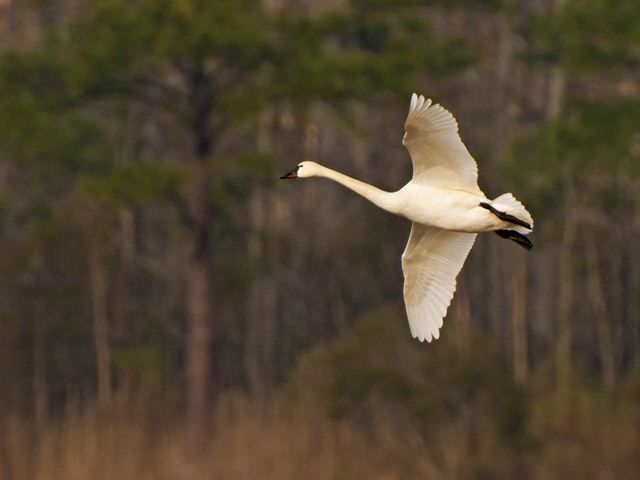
left=533, top=0, right=640, bottom=72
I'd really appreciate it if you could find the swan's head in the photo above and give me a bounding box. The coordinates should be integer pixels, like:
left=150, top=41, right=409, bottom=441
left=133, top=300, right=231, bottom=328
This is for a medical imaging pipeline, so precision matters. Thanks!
left=280, top=161, right=320, bottom=179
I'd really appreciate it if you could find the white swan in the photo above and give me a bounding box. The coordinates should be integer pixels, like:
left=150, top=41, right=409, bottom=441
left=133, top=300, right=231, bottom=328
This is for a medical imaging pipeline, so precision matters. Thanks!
left=281, top=93, right=533, bottom=342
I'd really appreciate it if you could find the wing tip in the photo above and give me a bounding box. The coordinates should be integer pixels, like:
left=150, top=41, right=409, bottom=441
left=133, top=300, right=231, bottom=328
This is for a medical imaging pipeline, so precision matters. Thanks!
left=409, top=309, right=442, bottom=343
left=406, top=92, right=459, bottom=133
left=409, top=93, right=434, bottom=113
left=412, top=329, right=440, bottom=343
left=410, top=92, right=418, bottom=112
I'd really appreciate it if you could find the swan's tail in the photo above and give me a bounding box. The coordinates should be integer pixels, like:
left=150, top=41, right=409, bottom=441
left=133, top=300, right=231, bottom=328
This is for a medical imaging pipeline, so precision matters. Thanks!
left=491, top=193, right=533, bottom=234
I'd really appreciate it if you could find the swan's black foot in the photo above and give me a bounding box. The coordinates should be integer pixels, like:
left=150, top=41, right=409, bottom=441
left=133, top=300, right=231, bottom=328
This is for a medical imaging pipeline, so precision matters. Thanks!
left=479, top=202, right=532, bottom=230
left=495, top=229, right=533, bottom=250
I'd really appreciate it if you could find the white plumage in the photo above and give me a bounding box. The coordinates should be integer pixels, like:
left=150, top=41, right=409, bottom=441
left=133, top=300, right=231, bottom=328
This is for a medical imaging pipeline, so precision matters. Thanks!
left=403, top=94, right=480, bottom=192
left=281, top=93, right=533, bottom=342
left=402, top=224, right=477, bottom=342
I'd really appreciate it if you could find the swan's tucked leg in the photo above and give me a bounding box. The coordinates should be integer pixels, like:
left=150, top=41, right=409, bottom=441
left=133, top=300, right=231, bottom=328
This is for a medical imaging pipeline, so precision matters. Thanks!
left=479, top=202, right=532, bottom=230
left=494, top=230, right=533, bottom=250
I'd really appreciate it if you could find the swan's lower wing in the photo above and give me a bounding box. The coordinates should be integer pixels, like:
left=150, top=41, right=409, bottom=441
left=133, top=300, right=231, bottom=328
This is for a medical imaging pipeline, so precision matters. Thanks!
left=401, top=223, right=477, bottom=342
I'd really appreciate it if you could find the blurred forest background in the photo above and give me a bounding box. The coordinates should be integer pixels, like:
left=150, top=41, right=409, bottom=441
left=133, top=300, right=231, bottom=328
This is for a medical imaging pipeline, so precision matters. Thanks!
left=0, top=0, right=639, bottom=478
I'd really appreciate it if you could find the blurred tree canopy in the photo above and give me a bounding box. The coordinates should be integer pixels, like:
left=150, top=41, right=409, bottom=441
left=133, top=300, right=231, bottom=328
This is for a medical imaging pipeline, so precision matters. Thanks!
left=293, top=307, right=527, bottom=438
left=0, top=0, right=475, bottom=433
left=533, top=0, right=640, bottom=72
left=506, top=101, right=640, bottom=207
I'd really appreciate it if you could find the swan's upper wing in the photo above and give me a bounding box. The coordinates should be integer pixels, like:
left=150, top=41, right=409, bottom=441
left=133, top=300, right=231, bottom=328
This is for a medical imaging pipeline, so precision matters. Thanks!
left=403, top=93, right=481, bottom=192
left=402, top=222, right=477, bottom=342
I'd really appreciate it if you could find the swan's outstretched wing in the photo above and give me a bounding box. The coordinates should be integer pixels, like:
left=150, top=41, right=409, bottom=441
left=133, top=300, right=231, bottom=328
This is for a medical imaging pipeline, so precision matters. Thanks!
left=402, top=222, right=477, bottom=342
left=403, top=93, right=481, bottom=192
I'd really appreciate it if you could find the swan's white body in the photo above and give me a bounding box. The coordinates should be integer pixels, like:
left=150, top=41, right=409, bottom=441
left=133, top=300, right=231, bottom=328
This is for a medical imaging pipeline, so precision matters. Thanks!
left=285, top=94, right=533, bottom=342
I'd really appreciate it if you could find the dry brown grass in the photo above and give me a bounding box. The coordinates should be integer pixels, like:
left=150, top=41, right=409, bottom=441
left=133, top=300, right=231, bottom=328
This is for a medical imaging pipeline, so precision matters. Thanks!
left=3, top=387, right=639, bottom=480
left=0, top=392, right=442, bottom=480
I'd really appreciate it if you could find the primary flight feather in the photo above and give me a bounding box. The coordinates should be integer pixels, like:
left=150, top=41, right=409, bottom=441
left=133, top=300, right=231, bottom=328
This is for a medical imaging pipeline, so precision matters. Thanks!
left=281, top=93, right=533, bottom=342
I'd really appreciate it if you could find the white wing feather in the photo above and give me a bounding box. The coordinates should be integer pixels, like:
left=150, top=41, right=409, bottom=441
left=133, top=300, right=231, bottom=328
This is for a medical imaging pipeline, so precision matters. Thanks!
left=403, top=93, right=481, bottom=193
left=402, top=223, right=477, bottom=342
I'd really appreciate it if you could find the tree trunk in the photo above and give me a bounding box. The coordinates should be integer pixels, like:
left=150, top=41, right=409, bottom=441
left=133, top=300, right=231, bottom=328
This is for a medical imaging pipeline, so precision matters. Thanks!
left=0, top=0, right=15, bottom=44
left=114, top=208, right=135, bottom=340
left=245, top=188, right=278, bottom=402
left=88, top=237, right=113, bottom=409
left=546, top=68, right=565, bottom=120
left=511, top=249, right=529, bottom=383
left=186, top=246, right=212, bottom=436
left=245, top=275, right=277, bottom=401
left=556, top=186, right=575, bottom=407
left=586, top=232, right=616, bottom=389
left=32, top=308, right=48, bottom=434
left=185, top=167, right=213, bottom=437
left=547, top=0, right=567, bottom=121
left=244, top=110, right=279, bottom=400
left=491, top=11, right=515, bottom=165
left=630, top=182, right=640, bottom=361
left=547, top=0, right=571, bottom=406
left=114, top=105, right=139, bottom=341
left=184, top=65, right=216, bottom=438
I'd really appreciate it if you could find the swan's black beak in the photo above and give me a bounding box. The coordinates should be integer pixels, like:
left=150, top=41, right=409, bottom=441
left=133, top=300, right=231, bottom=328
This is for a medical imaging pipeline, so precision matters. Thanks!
left=280, top=168, right=298, bottom=179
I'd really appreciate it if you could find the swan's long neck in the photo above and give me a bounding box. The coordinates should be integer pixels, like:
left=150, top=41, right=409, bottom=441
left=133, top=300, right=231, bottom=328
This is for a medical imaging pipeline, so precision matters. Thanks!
left=316, top=165, right=398, bottom=213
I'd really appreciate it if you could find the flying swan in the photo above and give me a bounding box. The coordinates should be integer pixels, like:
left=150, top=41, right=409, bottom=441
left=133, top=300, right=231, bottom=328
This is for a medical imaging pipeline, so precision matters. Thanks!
left=281, top=94, right=533, bottom=342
